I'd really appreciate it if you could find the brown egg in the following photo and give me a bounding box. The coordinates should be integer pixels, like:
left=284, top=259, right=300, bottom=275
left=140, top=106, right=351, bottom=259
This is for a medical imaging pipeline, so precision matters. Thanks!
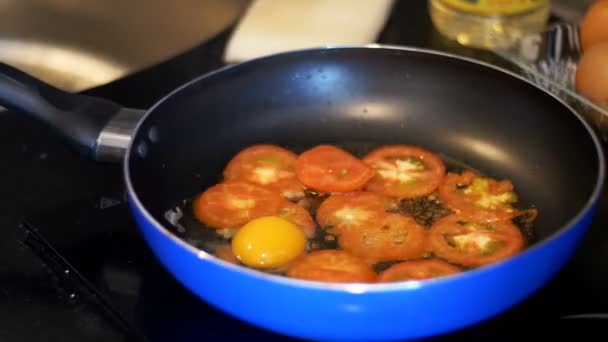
left=575, top=41, right=608, bottom=109
left=580, top=0, right=608, bottom=51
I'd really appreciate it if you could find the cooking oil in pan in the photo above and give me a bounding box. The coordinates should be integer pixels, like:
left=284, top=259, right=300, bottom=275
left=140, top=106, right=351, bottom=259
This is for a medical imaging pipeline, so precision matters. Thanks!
left=163, top=144, right=537, bottom=264
left=429, top=0, right=550, bottom=50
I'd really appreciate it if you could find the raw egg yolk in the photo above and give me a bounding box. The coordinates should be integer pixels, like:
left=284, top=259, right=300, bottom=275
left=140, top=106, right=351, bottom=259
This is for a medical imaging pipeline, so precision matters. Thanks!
left=232, top=216, right=307, bottom=269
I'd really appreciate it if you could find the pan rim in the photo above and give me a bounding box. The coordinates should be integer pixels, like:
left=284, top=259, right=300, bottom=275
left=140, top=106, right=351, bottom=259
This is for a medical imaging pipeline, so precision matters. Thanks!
left=123, top=44, right=606, bottom=292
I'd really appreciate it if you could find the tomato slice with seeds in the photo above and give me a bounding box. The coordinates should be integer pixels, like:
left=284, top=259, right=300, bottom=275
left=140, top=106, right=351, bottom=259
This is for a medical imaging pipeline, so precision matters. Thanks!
left=295, top=145, right=375, bottom=193
left=338, top=213, right=429, bottom=264
left=439, top=171, right=519, bottom=222
left=429, top=214, right=524, bottom=267
left=315, top=191, right=393, bottom=235
left=286, top=250, right=377, bottom=283
left=223, top=144, right=305, bottom=199
left=277, top=200, right=317, bottom=238
left=363, top=145, right=446, bottom=199
left=192, top=181, right=282, bottom=229
left=377, top=259, right=462, bottom=282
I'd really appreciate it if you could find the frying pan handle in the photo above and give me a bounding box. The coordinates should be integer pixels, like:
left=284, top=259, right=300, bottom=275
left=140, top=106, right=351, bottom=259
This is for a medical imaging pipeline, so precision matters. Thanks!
left=0, top=62, right=145, bottom=162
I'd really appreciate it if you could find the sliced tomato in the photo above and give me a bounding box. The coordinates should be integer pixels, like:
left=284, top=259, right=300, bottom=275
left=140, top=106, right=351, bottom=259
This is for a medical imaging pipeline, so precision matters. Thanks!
left=272, top=178, right=307, bottom=201
left=377, top=259, right=462, bottom=282
left=286, top=250, right=377, bottom=283
left=192, top=181, right=282, bottom=229
left=439, top=171, right=520, bottom=222
left=338, top=213, right=429, bottom=264
left=363, top=145, right=446, bottom=199
left=277, top=200, right=317, bottom=238
left=315, top=191, right=393, bottom=235
left=295, top=145, right=375, bottom=193
left=223, top=144, right=305, bottom=199
left=429, top=214, right=525, bottom=267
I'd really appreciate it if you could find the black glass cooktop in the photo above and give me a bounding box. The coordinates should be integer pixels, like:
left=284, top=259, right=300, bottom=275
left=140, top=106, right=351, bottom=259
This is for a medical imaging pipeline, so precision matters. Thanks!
left=9, top=1, right=608, bottom=341
left=20, top=182, right=608, bottom=341
left=22, top=191, right=297, bottom=342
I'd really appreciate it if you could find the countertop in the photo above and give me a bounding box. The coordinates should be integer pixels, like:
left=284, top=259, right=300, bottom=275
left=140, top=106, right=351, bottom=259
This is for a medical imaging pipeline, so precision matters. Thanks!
left=1, top=1, right=607, bottom=341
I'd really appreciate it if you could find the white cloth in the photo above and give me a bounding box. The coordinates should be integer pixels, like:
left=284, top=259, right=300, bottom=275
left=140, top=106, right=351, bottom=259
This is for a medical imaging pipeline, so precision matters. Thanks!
left=223, top=0, right=395, bottom=63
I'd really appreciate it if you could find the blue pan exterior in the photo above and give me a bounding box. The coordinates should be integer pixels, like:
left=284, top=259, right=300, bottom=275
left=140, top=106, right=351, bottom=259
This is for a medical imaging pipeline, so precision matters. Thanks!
left=128, top=195, right=599, bottom=341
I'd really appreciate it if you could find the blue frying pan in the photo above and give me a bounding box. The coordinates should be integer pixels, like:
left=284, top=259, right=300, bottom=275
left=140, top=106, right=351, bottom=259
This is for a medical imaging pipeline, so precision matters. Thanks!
left=0, top=46, right=603, bottom=341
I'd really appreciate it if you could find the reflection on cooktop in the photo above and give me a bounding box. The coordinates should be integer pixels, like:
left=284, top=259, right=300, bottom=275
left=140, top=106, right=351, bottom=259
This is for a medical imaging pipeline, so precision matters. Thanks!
left=21, top=191, right=608, bottom=341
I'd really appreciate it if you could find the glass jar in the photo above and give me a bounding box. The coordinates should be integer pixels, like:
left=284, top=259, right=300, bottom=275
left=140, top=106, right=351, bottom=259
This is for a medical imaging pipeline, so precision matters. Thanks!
left=429, top=0, right=551, bottom=50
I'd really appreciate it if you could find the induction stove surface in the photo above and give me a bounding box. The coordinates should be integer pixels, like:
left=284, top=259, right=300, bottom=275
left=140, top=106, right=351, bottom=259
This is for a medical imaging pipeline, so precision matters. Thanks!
left=20, top=182, right=608, bottom=341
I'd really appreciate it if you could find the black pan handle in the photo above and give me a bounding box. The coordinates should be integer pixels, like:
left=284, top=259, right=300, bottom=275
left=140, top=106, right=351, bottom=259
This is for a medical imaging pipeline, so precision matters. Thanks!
left=0, top=62, right=145, bottom=162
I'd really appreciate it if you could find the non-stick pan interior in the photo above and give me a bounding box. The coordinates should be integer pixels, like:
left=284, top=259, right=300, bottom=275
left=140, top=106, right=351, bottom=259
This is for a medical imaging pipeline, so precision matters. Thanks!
left=127, top=47, right=601, bottom=244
